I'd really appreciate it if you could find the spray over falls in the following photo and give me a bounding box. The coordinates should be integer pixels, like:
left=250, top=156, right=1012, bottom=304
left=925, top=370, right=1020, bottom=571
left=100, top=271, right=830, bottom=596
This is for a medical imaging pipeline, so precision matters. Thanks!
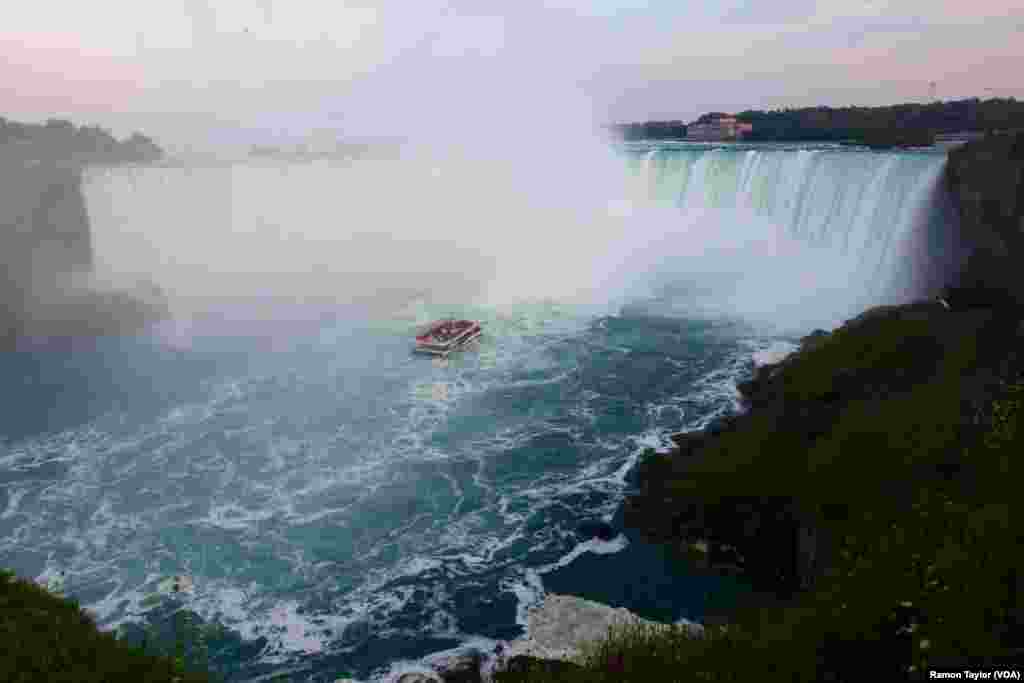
left=82, top=146, right=951, bottom=336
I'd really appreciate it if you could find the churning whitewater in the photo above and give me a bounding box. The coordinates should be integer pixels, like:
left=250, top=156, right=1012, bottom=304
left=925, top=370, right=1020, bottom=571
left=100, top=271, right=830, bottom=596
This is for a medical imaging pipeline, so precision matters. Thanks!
left=0, top=144, right=950, bottom=681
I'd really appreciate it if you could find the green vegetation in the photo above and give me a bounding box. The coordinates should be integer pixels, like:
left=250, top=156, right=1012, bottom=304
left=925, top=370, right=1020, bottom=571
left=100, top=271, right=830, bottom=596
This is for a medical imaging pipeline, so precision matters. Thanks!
left=612, top=97, right=1024, bottom=145
left=735, top=97, right=1024, bottom=144
left=0, top=116, right=163, bottom=164
left=615, top=120, right=688, bottom=141
left=0, top=569, right=213, bottom=682
left=500, top=307, right=1023, bottom=681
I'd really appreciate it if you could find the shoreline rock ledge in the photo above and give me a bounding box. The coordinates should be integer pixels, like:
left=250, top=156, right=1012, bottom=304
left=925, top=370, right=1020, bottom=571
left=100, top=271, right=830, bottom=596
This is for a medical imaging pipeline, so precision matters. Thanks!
left=388, top=593, right=704, bottom=683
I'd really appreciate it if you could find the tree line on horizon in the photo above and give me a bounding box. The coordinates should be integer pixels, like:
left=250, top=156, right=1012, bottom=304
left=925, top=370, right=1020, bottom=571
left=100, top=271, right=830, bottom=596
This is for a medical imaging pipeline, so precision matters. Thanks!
left=613, top=97, right=1024, bottom=146
left=0, top=116, right=164, bottom=164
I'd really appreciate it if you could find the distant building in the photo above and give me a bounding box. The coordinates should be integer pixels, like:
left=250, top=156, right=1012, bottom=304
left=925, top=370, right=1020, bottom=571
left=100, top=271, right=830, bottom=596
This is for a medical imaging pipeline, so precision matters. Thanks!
left=685, top=115, right=753, bottom=141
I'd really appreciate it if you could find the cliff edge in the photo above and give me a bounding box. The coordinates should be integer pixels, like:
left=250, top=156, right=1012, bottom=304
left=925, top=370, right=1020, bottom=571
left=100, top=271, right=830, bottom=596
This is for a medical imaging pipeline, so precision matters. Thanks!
left=943, top=131, right=1024, bottom=309
left=1, top=163, right=168, bottom=347
left=1, top=116, right=169, bottom=347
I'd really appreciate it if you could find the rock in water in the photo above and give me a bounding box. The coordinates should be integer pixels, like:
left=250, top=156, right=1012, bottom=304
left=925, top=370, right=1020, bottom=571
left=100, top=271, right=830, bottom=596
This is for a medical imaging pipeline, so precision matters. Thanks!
left=396, top=674, right=441, bottom=683
left=431, top=648, right=484, bottom=683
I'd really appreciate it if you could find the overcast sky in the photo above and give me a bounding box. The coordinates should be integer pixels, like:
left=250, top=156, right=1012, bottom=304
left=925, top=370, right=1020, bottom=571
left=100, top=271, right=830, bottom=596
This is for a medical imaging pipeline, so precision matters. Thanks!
left=2, top=1, right=1022, bottom=150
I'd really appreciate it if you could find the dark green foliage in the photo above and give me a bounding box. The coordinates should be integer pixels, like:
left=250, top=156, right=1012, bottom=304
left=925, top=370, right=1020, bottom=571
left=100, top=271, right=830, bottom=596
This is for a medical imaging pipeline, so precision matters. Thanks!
left=0, top=116, right=164, bottom=164
left=611, top=97, right=1024, bottom=144
left=0, top=570, right=212, bottom=683
left=736, top=98, right=1024, bottom=143
left=615, top=120, right=688, bottom=141
left=694, top=112, right=733, bottom=125
left=858, top=127, right=935, bottom=149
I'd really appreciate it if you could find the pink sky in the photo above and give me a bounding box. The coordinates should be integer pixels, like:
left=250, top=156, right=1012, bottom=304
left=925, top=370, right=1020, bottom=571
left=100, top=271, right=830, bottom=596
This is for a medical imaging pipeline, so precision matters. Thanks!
left=1, top=1, right=1021, bottom=147
left=1, top=37, right=144, bottom=118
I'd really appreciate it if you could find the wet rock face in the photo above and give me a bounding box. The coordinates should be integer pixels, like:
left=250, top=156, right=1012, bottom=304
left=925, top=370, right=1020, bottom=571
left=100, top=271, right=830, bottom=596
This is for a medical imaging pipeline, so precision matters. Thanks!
left=945, top=132, right=1024, bottom=311
left=0, top=165, right=93, bottom=275
left=1, top=164, right=92, bottom=341
left=0, top=161, right=169, bottom=344
left=431, top=649, right=484, bottom=683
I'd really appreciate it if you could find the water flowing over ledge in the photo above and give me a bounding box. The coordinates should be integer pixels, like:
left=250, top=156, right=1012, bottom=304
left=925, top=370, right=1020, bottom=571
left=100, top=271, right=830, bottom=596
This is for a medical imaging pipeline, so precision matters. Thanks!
left=613, top=146, right=956, bottom=331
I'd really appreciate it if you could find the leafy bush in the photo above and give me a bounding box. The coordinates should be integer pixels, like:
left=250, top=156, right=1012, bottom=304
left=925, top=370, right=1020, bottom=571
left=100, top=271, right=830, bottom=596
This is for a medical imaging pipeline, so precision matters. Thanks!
left=0, top=570, right=212, bottom=683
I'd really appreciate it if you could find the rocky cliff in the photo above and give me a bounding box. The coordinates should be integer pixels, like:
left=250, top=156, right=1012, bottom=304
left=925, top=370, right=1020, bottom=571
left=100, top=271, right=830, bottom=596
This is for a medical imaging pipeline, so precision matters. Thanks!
left=1, top=161, right=167, bottom=347
left=1, top=163, right=88, bottom=342
left=943, top=131, right=1024, bottom=309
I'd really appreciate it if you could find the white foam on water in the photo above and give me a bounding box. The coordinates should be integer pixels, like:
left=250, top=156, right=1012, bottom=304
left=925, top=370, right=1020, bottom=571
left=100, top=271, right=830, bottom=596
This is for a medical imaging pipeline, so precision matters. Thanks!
left=545, top=534, right=629, bottom=573
left=167, top=582, right=359, bottom=665
left=1, top=489, right=29, bottom=519
left=751, top=340, right=799, bottom=367
left=266, top=601, right=327, bottom=657
left=170, top=549, right=461, bottom=671
left=397, top=556, right=444, bottom=577
left=369, top=632, right=516, bottom=683
left=684, top=346, right=756, bottom=418
left=204, top=502, right=277, bottom=531
left=508, top=568, right=547, bottom=630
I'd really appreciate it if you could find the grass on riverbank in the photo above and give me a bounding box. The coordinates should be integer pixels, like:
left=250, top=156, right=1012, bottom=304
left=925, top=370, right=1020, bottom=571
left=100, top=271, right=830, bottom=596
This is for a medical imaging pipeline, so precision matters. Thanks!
left=0, top=569, right=214, bottom=683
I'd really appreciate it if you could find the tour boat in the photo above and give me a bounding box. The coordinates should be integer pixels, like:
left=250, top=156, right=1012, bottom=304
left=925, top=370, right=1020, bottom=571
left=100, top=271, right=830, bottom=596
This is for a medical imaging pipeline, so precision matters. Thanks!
left=414, top=318, right=482, bottom=357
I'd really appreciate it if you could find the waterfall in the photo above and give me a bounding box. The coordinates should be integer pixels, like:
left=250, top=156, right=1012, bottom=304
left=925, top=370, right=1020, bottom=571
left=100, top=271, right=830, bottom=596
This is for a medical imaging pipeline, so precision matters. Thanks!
left=79, top=146, right=956, bottom=334
left=619, top=145, right=953, bottom=331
